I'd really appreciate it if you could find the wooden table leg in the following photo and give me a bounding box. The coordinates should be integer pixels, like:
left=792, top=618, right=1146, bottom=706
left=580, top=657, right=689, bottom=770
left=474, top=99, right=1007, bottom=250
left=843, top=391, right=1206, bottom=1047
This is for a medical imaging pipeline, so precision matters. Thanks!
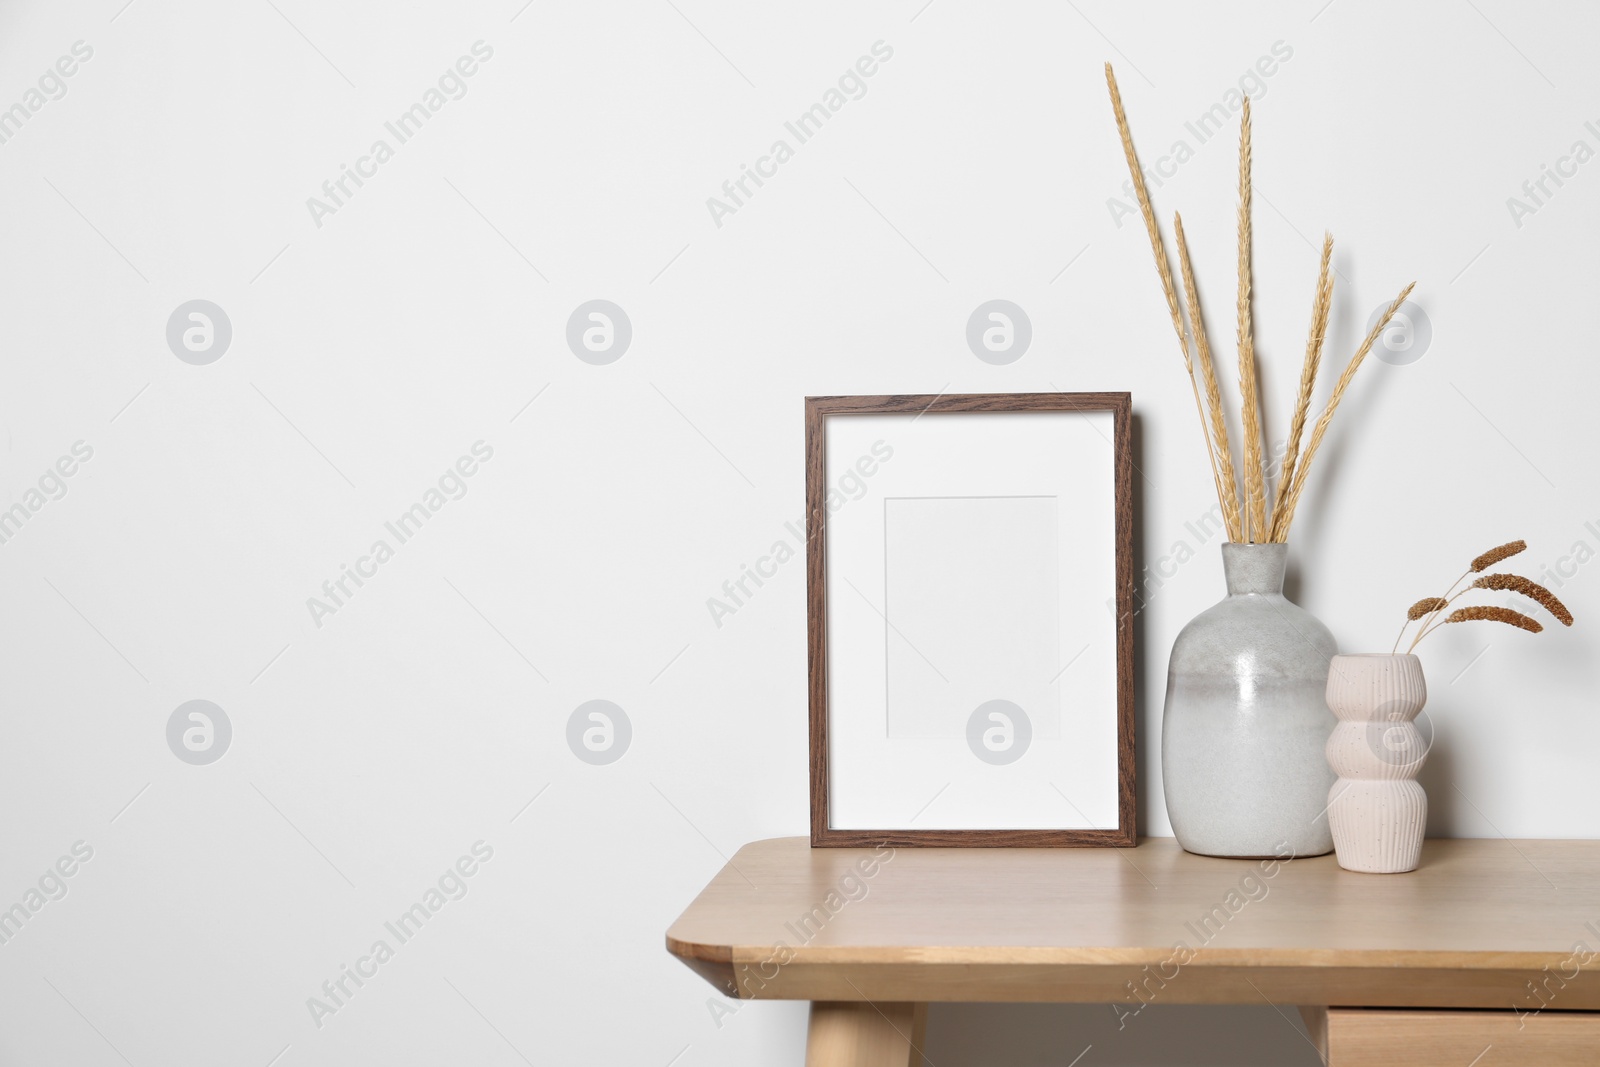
left=804, top=1002, right=928, bottom=1067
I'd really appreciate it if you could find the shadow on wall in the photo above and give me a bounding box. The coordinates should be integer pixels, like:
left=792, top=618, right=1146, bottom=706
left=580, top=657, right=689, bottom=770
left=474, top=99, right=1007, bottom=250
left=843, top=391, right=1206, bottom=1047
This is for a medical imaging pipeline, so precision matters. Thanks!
left=1418, top=725, right=1458, bottom=836
left=926, top=1003, right=1324, bottom=1066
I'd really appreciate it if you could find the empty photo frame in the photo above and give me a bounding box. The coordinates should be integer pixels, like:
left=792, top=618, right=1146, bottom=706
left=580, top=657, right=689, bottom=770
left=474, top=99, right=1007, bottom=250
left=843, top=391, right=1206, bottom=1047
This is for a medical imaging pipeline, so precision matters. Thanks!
left=806, top=393, right=1135, bottom=847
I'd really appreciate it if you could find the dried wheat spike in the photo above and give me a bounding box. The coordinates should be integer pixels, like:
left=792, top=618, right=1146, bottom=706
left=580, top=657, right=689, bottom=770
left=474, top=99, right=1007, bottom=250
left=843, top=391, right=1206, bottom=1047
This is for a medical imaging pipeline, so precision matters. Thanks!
left=1271, top=282, right=1414, bottom=541
left=1174, top=213, right=1244, bottom=541
left=1235, top=98, right=1267, bottom=542
left=1471, top=540, right=1527, bottom=572
left=1407, top=597, right=1448, bottom=620
left=1472, top=573, right=1574, bottom=626
left=1445, top=605, right=1543, bottom=633
left=1270, top=232, right=1333, bottom=541
left=1104, top=64, right=1241, bottom=542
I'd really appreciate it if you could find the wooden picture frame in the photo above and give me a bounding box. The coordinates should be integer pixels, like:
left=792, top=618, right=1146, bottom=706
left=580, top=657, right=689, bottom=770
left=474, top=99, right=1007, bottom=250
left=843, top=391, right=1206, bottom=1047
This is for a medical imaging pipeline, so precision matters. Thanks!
left=806, top=392, right=1135, bottom=847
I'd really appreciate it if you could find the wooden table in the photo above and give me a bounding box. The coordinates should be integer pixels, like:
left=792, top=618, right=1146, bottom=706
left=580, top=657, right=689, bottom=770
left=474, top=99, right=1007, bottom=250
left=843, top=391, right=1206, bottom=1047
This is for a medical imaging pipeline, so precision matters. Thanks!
left=666, top=837, right=1600, bottom=1065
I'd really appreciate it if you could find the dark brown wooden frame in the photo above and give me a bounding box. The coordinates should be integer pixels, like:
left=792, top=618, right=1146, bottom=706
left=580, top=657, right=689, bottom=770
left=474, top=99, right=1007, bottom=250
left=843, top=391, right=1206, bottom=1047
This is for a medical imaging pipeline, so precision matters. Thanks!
left=806, top=392, right=1136, bottom=847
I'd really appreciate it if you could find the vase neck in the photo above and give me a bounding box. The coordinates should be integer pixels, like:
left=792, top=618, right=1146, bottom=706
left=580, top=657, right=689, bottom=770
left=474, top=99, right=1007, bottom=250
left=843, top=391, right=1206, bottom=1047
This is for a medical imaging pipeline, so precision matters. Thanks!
left=1221, top=543, right=1288, bottom=595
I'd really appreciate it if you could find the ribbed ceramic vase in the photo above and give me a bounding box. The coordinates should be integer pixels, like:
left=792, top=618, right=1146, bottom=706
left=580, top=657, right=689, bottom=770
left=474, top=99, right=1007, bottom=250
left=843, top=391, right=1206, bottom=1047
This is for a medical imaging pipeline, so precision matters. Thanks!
left=1163, top=543, right=1337, bottom=858
left=1324, top=653, right=1428, bottom=873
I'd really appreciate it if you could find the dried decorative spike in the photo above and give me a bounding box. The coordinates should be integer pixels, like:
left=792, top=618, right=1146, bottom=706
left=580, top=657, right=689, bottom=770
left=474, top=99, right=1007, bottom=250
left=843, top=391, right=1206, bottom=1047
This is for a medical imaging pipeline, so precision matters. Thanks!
left=1445, top=606, right=1543, bottom=633
left=1269, top=232, right=1333, bottom=541
left=1174, top=213, right=1245, bottom=542
left=1102, top=66, right=1414, bottom=548
left=1272, top=282, right=1414, bottom=539
left=1235, top=99, right=1268, bottom=541
left=1472, top=574, right=1574, bottom=626
left=1471, top=540, right=1527, bottom=572
left=1407, top=597, right=1448, bottom=620
left=1104, top=65, right=1242, bottom=542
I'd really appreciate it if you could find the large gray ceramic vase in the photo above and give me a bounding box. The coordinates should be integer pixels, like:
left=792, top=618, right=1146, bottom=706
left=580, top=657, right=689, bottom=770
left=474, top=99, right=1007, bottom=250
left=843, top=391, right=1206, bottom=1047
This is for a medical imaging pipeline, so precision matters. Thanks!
left=1163, top=543, right=1336, bottom=858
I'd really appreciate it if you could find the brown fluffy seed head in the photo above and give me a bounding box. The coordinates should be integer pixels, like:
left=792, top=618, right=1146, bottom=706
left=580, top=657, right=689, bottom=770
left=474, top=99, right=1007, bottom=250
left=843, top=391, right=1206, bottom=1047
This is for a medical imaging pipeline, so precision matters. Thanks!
left=1407, top=597, right=1448, bottom=620
left=1471, top=540, right=1527, bottom=572
left=1445, top=605, right=1543, bottom=633
left=1472, top=573, right=1574, bottom=626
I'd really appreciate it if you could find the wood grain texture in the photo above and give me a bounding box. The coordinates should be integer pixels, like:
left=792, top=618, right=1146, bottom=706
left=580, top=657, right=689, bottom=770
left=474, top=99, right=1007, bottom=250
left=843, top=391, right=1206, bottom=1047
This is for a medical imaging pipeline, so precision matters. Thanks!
left=804, top=1002, right=928, bottom=1067
left=667, top=837, right=1600, bottom=1008
left=805, top=395, right=830, bottom=849
left=1324, top=1007, right=1600, bottom=1066
left=804, top=393, right=1136, bottom=848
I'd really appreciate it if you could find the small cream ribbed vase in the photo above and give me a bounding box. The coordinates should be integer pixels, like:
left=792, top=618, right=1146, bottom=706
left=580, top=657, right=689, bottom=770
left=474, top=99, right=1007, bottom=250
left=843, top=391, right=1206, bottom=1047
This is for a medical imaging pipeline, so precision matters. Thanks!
left=1324, top=654, right=1428, bottom=873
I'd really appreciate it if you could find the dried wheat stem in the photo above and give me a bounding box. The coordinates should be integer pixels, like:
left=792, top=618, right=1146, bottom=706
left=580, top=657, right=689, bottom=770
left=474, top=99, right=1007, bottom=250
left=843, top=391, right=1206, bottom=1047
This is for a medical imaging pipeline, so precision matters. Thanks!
left=1104, top=65, right=1188, bottom=366
left=1175, top=214, right=1244, bottom=540
left=1105, top=64, right=1239, bottom=541
left=1235, top=100, right=1268, bottom=542
left=1274, top=281, right=1416, bottom=540
left=1269, top=233, right=1334, bottom=542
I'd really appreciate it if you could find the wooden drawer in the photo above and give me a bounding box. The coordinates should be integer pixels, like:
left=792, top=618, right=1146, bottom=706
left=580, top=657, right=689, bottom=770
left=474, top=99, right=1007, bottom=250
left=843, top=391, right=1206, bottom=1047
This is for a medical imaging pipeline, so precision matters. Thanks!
left=1303, top=1007, right=1600, bottom=1066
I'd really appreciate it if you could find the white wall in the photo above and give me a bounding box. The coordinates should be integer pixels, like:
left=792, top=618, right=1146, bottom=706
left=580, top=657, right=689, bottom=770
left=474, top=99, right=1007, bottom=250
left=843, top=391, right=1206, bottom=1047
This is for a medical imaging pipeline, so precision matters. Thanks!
left=1, top=1, right=1595, bottom=1064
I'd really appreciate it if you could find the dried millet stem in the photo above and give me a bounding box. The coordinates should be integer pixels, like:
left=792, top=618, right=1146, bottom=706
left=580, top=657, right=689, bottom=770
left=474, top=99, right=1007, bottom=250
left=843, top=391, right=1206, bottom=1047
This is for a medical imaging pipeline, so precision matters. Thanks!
left=1473, top=573, right=1574, bottom=626
left=1407, top=571, right=1479, bottom=651
left=1407, top=552, right=1569, bottom=650
left=1472, top=540, right=1527, bottom=572
left=1409, top=597, right=1449, bottom=618
left=1408, top=541, right=1532, bottom=648
left=1444, top=605, right=1544, bottom=633
left=1411, top=602, right=1544, bottom=650
left=1393, top=595, right=1449, bottom=652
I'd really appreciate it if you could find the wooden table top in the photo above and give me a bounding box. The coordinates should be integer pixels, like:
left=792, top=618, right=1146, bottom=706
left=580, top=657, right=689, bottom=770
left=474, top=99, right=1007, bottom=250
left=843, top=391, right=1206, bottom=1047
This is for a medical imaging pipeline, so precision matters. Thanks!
left=666, top=837, right=1600, bottom=1008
